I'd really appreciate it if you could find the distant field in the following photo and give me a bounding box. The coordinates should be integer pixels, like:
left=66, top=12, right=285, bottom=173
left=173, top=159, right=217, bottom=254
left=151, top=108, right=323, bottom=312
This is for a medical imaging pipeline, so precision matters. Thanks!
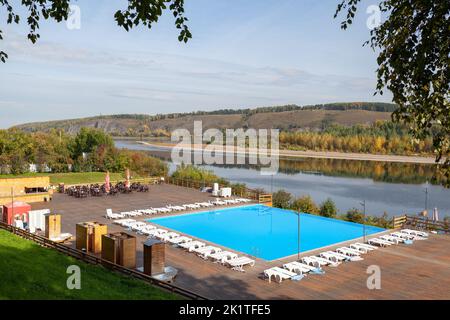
left=0, top=172, right=132, bottom=185
left=0, top=229, right=179, bottom=300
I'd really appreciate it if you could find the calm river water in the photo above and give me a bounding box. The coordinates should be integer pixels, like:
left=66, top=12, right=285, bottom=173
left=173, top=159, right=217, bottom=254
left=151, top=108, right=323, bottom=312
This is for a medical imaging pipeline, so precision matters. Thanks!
left=116, top=140, right=450, bottom=218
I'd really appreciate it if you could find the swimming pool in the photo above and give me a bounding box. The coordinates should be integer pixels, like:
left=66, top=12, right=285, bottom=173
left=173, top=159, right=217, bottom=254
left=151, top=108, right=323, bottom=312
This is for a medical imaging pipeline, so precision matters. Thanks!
left=149, top=205, right=385, bottom=260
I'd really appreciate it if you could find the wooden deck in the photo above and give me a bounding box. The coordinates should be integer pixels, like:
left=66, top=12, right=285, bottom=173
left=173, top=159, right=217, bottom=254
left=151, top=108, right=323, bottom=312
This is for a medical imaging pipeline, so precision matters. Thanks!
left=31, top=184, right=450, bottom=300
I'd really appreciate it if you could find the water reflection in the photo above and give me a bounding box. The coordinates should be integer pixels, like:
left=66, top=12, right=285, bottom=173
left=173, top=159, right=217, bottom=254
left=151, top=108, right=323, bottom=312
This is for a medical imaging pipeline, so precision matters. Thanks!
left=115, top=140, right=450, bottom=217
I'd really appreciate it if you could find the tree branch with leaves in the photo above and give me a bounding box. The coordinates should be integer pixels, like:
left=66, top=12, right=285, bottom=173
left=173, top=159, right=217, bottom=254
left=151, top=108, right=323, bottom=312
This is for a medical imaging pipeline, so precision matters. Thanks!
left=0, top=0, right=191, bottom=62
left=335, top=0, right=450, bottom=186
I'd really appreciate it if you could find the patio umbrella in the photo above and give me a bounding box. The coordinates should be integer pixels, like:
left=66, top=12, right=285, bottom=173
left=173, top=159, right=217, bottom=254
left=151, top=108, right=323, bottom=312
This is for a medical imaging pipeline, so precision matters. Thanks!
left=125, top=168, right=131, bottom=188
left=105, top=171, right=110, bottom=193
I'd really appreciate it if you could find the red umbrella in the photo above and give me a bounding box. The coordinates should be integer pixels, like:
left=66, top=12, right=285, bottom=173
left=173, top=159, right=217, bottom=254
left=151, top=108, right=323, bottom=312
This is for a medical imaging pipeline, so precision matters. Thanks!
left=105, top=171, right=110, bottom=193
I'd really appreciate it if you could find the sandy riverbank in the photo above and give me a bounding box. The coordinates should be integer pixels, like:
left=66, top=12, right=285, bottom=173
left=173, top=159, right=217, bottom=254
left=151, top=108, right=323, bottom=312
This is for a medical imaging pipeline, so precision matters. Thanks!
left=137, top=141, right=438, bottom=164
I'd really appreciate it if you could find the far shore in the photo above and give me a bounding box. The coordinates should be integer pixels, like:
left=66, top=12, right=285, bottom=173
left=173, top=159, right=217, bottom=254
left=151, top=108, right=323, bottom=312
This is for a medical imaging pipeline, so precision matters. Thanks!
left=134, top=141, right=439, bottom=165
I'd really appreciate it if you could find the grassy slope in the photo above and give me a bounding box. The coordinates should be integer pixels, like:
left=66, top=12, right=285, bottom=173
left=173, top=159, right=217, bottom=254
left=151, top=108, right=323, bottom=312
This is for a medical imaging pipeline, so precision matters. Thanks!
left=0, top=172, right=131, bottom=185
left=0, top=229, right=180, bottom=300
left=13, top=109, right=392, bottom=135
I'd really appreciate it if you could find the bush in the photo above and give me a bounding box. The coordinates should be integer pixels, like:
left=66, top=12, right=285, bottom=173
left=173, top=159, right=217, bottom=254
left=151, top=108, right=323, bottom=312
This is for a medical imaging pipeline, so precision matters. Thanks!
left=320, top=198, right=337, bottom=218
left=346, top=208, right=365, bottom=223
left=291, top=195, right=319, bottom=214
left=272, top=190, right=292, bottom=209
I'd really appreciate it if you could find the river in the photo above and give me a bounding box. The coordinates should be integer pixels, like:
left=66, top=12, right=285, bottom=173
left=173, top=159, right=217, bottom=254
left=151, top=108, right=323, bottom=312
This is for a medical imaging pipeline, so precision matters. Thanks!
left=115, top=140, right=450, bottom=218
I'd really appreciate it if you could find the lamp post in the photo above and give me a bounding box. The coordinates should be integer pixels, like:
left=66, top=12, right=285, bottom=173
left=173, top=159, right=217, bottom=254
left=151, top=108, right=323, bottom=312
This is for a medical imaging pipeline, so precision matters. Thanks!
left=360, top=200, right=366, bottom=243
left=424, top=181, right=429, bottom=213
left=297, top=211, right=301, bottom=261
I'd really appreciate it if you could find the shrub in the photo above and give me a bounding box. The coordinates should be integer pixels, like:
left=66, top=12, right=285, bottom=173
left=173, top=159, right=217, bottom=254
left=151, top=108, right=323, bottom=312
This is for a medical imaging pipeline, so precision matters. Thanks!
left=291, top=195, right=319, bottom=214
left=346, top=208, right=365, bottom=223
left=272, top=190, right=292, bottom=209
left=320, top=198, right=337, bottom=218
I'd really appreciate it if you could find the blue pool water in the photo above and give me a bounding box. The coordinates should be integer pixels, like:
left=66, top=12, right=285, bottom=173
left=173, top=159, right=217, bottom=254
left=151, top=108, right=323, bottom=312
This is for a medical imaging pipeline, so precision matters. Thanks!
left=149, top=205, right=385, bottom=260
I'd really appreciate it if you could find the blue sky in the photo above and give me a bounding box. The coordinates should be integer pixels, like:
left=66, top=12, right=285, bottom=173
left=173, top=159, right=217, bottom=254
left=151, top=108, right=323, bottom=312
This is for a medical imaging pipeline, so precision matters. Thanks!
left=0, top=0, right=391, bottom=128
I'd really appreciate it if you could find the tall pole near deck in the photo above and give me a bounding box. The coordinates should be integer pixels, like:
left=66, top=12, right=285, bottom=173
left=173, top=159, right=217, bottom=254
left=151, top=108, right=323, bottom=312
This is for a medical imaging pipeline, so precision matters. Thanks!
left=361, top=200, right=366, bottom=243
left=297, top=211, right=300, bottom=261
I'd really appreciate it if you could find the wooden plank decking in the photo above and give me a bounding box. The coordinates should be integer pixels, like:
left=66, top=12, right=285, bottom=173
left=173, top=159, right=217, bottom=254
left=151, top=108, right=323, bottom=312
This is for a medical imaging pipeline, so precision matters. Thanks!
left=31, top=184, right=450, bottom=300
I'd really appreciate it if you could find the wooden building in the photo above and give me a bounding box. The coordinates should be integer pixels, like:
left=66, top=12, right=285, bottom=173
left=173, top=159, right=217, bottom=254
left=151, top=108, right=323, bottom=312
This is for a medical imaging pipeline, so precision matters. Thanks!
left=102, top=232, right=136, bottom=269
left=76, top=221, right=108, bottom=254
left=0, top=176, right=52, bottom=206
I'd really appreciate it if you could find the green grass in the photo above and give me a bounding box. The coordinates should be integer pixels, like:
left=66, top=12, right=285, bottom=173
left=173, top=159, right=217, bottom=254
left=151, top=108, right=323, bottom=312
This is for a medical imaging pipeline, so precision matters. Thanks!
left=0, top=172, right=134, bottom=185
left=0, top=230, right=180, bottom=300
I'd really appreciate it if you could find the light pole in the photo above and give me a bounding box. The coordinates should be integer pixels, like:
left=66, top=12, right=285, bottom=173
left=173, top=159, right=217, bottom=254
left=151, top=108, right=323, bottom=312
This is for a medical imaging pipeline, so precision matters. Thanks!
left=424, top=182, right=429, bottom=213
left=360, top=200, right=366, bottom=243
left=297, top=211, right=301, bottom=261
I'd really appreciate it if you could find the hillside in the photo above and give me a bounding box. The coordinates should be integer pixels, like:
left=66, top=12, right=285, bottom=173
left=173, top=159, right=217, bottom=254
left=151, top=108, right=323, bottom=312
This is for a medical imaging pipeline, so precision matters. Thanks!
left=13, top=102, right=395, bottom=136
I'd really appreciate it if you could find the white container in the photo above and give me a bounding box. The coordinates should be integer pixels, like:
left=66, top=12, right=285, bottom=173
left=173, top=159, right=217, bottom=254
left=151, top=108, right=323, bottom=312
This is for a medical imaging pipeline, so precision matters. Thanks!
left=220, top=188, right=232, bottom=198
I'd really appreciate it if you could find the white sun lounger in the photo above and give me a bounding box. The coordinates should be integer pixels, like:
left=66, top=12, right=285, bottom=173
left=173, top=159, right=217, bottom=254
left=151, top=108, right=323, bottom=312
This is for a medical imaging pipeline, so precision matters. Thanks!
left=179, top=241, right=205, bottom=251
left=196, top=202, right=214, bottom=208
left=147, top=229, right=168, bottom=237
left=349, top=244, right=370, bottom=253
left=157, top=232, right=179, bottom=241
left=368, top=238, right=393, bottom=247
left=337, top=247, right=363, bottom=256
left=139, top=209, right=157, bottom=215
left=381, top=235, right=405, bottom=244
left=320, top=251, right=349, bottom=262
left=352, top=242, right=378, bottom=251
left=283, top=262, right=314, bottom=275
left=209, top=251, right=238, bottom=263
left=226, top=257, right=255, bottom=272
left=302, top=256, right=340, bottom=267
left=264, top=267, right=297, bottom=283
left=402, top=229, right=428, bottom=238
left=138, top=225, right=157, bottom=235
left=122, top=220, right=139, bottom=228
left=194, top=246, right=222, bottom=259
left=130, top=222, right=148, bottom=231
left=113, top=218, right=135, bottom=225
left=168, top=236, right=192, bottom=245
left=336, top=248, right=364, bottom=261
left=398, top=231, right=426, bottom=240
left=391, top=231, right=415, bottom=240
left=106, top=209, right=124, bottom=219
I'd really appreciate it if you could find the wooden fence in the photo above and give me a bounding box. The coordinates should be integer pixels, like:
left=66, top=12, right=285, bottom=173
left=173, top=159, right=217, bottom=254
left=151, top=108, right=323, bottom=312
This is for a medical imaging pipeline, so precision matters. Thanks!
left=0, top=222, right=208, bottom=300
left=392, top=215, right=449, bottom=233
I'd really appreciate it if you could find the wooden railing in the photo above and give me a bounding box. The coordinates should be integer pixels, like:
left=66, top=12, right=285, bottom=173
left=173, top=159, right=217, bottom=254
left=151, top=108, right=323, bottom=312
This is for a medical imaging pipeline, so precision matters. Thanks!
left=392, top=214, right=449, bottom=233
left=258, top=194, right=273, bottom=205
left=0, top=222, right=208, bottom=300
left=392, top=215, right=407, bottom=229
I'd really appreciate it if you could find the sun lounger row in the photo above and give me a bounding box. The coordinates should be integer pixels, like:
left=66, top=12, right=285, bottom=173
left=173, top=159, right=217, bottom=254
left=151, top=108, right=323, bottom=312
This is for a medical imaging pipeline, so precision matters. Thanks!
left=264, top=229, right=429, bottom=283
left=367, top=229, right=428, bottom=247
left=264, top=242, right=378, bottom=283
left=113, top=219, right=256, bottom=272
left=105, top=198, right=253, bottom=219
